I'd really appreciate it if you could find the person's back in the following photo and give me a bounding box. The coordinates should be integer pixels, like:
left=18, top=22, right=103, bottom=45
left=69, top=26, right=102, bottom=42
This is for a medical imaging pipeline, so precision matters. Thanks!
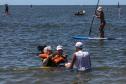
left=74, top=50, right=91, bottom=71
left=67, top=42, right=91, bottom=71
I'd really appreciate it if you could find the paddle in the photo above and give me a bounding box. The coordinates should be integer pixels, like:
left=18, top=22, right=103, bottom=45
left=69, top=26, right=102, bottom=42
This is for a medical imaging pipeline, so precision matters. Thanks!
left=88, top=0, right=100, bottom=36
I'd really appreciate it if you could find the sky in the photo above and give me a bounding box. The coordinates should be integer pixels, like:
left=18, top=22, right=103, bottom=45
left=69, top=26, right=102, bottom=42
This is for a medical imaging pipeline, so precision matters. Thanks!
left=0, top=0, right=126, bottom=5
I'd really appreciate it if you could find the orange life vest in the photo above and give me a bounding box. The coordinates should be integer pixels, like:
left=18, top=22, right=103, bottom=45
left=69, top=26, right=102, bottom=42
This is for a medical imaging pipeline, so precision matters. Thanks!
left=39, top=53, right=48, bottom=59
left=52, top=55, right=65, bottom=64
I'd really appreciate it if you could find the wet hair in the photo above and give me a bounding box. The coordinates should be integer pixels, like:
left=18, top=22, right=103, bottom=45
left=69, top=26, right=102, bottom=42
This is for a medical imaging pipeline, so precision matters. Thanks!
left=37, top=45, right=46, bottom=52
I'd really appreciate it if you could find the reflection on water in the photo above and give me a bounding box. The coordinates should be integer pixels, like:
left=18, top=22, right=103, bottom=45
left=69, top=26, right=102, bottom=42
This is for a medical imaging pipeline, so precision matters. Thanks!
left=0, top=5, right=126, bottom=84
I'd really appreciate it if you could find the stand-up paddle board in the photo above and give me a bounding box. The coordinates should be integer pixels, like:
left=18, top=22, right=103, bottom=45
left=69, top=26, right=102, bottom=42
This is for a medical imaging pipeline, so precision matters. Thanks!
left=72, top=35, right=122, bottom=40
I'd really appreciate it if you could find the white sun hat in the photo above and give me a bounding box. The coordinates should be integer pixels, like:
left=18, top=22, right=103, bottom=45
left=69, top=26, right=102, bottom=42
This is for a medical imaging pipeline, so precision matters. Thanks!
left=47, top=46, right=52, bottom=50
left=43, top=46, right=52, bottom=53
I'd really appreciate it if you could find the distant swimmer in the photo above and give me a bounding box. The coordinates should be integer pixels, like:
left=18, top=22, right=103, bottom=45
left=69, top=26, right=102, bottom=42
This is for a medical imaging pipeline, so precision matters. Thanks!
left=95, top=6, right=106, bottom=38
left=5, top=4, right=10, bottom=15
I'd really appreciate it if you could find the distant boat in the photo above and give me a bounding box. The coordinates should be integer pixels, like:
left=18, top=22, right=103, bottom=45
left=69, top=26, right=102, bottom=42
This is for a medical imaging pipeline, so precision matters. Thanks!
left=74, top=10, right=86, bottom=16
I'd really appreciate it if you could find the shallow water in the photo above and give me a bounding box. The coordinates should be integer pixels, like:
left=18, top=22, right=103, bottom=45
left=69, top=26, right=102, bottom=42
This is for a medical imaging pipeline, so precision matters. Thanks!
left=0, top=5, right=126, bottom=84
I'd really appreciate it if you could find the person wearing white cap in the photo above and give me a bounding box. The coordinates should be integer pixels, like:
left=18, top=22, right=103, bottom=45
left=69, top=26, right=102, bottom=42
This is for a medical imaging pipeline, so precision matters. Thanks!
left=95, top=6, right=106, bottom=38
left=39, top=46, right=54, bottom=66
left=65, top=42, right=91, bottom=71
left=56, top=45, right=63, bottom=51
left=51, top=45, right=68, bottom=66
left=43, top=46, right=52, bottom=53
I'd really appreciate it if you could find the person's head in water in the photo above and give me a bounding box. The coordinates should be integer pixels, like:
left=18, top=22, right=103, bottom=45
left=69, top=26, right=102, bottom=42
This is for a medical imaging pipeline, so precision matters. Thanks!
left=37, top=45, right=46, bottom=53
left=56, top=45, right=63, bottom=55
left=75, top=42, right=83, bottom=51
left=43, top=46, right=52, bottom=55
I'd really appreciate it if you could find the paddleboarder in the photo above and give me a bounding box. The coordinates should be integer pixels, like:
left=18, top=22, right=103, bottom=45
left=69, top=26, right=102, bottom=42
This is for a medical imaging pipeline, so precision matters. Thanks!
left=95, top=6, right=106, bottom=38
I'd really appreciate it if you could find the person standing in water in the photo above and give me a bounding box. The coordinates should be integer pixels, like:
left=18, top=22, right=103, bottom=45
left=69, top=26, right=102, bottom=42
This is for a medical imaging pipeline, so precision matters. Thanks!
left=95, top=6, right=106, bottom=38
left=65, top=42, right=91, bottom=71
left=5, top=4, right=10, bottom=15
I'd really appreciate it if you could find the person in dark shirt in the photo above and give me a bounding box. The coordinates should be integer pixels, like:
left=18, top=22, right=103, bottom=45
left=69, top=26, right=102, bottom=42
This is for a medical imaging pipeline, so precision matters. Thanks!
left=5, top=4, right=10, bottom=15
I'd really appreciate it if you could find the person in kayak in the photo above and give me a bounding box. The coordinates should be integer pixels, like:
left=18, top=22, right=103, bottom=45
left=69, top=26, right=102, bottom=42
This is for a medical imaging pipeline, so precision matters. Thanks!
left=65, top=42, right=91, bottom=71
left=95, top=6, right=106, bottom=38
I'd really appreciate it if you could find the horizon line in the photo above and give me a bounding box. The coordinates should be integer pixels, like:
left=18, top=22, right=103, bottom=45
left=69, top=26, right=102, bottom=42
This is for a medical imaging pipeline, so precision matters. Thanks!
left=0, top=4, right=125, bottom=6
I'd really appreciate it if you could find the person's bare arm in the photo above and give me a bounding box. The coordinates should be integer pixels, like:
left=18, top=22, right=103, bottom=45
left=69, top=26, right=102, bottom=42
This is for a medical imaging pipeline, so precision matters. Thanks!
left=69, top=54, right=76, bottom=69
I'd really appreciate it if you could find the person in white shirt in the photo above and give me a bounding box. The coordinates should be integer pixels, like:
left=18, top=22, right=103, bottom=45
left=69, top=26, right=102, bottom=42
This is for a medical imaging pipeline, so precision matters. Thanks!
left=65, top=42, right=91, bottom=71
